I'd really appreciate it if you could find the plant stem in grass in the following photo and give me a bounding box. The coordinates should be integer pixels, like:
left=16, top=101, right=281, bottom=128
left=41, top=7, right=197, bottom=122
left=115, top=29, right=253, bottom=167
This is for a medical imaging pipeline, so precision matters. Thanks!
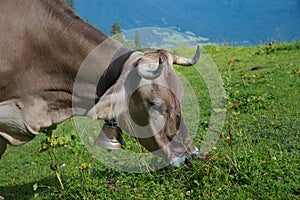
left=39, top=126, right=65, bottom=190
left=226, top=61, right=234, bottom=150
left=48, top=150, right=65, bottom=190
left=227, top=107, right=234, bottom=150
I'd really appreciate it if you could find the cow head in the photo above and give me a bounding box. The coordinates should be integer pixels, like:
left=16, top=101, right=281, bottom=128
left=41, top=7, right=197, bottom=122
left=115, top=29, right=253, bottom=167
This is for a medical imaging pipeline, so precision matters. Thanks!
left=88, top=46, right=201, bottom=167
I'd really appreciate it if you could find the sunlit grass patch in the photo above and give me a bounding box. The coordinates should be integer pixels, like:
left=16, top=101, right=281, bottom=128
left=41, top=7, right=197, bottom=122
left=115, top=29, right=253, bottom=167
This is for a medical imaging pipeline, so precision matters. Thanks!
left=1, top=41, right=299, bottom=199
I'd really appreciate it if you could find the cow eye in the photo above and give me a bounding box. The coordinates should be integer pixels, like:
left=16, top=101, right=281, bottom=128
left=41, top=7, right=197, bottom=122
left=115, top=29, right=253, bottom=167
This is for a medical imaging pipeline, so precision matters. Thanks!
left=148, top=101, right=164, bottom=114
left=149, top=101, right=159, bottom=107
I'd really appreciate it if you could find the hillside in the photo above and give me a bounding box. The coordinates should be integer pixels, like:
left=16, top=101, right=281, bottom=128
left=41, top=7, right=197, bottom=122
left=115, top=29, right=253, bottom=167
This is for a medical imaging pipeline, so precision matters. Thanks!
left=74, top=0, right=300, bottom=45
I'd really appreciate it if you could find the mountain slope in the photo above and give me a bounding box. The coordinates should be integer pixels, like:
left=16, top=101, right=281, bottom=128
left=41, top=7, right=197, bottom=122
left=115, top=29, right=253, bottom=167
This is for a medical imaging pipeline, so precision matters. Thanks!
left=75, top=0, right=300, bottom=45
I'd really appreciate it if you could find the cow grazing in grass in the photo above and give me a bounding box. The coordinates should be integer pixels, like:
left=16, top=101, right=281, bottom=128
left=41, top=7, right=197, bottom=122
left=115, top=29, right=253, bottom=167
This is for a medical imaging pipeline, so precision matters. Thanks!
left=0, top=0, right=201, bottom=167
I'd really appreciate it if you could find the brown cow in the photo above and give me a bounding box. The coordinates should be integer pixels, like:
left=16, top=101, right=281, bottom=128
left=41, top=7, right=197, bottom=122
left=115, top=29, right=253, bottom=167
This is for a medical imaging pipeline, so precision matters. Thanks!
left=0, top=0, right=200, bottom=167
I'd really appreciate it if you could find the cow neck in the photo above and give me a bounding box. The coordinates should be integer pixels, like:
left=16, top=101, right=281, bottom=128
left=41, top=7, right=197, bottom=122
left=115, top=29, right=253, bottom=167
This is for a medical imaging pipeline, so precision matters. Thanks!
left=96, top=47, right=134, bottom=101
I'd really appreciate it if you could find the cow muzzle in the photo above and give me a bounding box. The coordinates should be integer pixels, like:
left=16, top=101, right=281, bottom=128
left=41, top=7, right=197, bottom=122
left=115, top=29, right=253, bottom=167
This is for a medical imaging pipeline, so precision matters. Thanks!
left=169, top=146, right=202, bottom=167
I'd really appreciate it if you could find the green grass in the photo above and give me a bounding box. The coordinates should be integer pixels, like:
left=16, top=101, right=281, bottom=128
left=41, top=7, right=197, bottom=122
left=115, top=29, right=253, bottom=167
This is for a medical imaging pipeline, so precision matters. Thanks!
left=1, top=41, right=299, bottom=199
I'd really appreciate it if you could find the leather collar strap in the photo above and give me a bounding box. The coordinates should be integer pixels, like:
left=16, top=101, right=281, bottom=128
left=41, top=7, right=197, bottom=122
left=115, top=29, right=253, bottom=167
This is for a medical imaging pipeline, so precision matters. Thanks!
left=96, top=48, right=134, bottom=101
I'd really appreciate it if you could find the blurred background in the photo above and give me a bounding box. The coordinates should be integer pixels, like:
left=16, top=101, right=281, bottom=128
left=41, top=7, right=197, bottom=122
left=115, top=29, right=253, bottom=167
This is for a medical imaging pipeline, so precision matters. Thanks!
left=66, top=0, right=300, bottom=46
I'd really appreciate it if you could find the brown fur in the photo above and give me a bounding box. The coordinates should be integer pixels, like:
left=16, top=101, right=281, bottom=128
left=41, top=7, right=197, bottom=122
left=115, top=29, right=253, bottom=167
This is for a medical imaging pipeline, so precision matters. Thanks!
left=0, top=0, right=198, bottom=164
left=0, top=0, right=127, bottom=155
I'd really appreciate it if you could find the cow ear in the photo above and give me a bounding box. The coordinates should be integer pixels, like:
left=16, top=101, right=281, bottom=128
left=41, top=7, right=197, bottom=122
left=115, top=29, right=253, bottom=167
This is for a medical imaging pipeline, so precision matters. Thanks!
left=87, top=86, right=127, bottom=120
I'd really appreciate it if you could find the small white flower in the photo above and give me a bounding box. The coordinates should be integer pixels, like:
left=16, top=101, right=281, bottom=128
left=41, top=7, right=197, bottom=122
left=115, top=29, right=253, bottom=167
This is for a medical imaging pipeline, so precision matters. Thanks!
left=61, top=163, right=67, bottom=168
left=272, top=156, right=277, bottom=160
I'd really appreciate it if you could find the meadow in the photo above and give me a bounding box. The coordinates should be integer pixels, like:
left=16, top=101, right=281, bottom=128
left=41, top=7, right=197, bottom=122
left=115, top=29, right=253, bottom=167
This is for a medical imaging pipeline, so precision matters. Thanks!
left=0, top=41, right=299, bottom=199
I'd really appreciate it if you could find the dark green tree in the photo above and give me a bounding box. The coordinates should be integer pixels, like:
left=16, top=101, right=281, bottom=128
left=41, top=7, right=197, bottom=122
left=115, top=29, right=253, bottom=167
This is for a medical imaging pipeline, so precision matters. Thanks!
left=85, top=19, right=91, bottom=25
left=110, top=22, right=124, bottom=44
left=110, top=22, right=122, bottom=36
left=135, top=30, right=141, bottom=50
left=65, top=0, right=74, bottom=9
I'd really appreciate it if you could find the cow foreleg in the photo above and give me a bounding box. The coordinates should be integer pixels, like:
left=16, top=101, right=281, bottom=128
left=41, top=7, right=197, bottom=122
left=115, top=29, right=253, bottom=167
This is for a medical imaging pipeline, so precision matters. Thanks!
left=0, top=136, right=7, bottom=158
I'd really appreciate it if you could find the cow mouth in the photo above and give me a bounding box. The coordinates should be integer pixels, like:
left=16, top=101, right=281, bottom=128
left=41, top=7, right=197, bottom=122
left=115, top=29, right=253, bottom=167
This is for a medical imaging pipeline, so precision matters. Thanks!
left=169, top=147, right=209, bottom=167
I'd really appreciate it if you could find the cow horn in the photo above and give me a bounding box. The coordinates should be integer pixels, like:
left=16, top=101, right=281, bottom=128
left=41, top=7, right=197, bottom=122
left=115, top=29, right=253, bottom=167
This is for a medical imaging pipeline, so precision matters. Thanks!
left=136, top=56, right=165, bottom=80
left=173, top=45, right=200, bottom=66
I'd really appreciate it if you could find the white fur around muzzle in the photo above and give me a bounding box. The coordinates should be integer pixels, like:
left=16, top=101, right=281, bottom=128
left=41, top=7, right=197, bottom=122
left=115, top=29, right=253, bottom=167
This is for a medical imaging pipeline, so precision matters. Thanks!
left=170, top=147, right=199, bottom=167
